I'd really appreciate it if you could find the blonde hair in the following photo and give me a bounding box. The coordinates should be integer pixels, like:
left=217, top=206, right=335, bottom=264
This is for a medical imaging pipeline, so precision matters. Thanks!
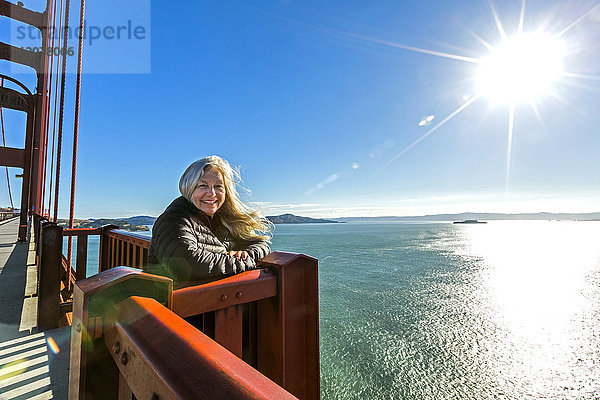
left=179, top=155, right=272, bottom=242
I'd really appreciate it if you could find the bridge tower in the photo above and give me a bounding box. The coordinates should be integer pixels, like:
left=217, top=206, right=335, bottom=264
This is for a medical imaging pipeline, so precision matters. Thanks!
left=0, top=1, right=52, bottom=240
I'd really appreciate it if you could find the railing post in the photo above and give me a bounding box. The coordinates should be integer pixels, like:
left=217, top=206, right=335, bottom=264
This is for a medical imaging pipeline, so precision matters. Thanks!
left=35, top=216, right=45, bottom=254
left=98, top=224, right=119, bottom=273
left=75, top=234, right=88, bottom=282
left=36, top=219, right=50, bottom=286
left=18, top=209, right=28, bottom=241
left=256, top=252, right=320, bottom=400
left=38, top=223, right=63, bottom=331
left=68, top=267, right=172, bottom=400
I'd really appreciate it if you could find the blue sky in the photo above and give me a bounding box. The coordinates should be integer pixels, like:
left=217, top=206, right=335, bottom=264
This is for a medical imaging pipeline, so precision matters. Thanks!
left=1, top=0, right=599, bottom=218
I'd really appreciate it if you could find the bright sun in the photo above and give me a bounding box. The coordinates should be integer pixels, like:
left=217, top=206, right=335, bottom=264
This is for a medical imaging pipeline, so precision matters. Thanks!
left=350, top=1, right=597, bottom=195
left=477, top=32, right=566, bottom=103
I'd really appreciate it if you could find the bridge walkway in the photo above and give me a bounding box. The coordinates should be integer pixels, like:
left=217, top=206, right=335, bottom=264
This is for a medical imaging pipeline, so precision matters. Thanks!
left=0, top=218, right=69, bottom=400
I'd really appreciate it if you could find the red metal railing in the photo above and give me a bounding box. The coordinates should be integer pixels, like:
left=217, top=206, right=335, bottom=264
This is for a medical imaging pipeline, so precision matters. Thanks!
left=169, top=252, right=321, bottom=399
left=32, top=215, right=152, bottom=328
left=69, top=268, right=301, bottom=399
left=32, top=214, right=320, bottom=399
left=32, top=214, right=102, bottom=328
left=106, top=296, right=297, bottom=400
left=101, top=228, right=150, bottom=271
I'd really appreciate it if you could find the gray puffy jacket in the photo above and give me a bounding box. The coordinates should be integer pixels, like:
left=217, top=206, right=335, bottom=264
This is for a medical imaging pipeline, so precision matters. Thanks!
left=146, top=196, right=270, bottom=286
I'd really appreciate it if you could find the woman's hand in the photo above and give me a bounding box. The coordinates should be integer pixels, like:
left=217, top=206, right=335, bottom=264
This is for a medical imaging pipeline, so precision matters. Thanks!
left=228, top=250, right=249, bottom=260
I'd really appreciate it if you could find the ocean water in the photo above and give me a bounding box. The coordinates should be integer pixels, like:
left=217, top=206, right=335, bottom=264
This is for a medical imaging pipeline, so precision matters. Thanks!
left=68, top=221, right=600, bottom=399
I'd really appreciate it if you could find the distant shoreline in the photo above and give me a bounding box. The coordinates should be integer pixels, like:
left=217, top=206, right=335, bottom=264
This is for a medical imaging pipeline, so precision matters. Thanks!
left=334, top=212, right=600, bottom=223
left=59, top=212, right=600, bottom=228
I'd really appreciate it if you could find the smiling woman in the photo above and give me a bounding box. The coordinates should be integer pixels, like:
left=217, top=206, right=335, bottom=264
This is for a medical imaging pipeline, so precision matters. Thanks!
left=146, top=155, right=273, bottom=286
left=477, top=32, right=566, bottom=103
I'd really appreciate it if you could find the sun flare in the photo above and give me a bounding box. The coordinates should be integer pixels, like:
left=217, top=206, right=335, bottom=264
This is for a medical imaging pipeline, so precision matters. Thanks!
left=313, top=1, right=599, bottom=200
left=477, top=33, right=566, bottom=103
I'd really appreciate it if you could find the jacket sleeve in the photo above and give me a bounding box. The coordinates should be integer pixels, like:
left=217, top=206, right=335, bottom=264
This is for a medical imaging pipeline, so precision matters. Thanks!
left=233, top=238, right=271, bottom=261
left=149, top=213, right=259, bottom=284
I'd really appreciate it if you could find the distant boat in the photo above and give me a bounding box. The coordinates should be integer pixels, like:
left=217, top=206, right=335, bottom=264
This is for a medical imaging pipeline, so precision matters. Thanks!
left=453, top=219, right=487, bottom=224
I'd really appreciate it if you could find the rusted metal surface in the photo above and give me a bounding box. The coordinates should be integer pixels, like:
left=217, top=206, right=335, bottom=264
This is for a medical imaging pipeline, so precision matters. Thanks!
left=68, top=267, right=172, bottom=399
left=104, top=296, right=297, bottom=400
left=38, top=223, right=63, bottom=331
left=172, top=268, right=277, bottom=317
left=256, top=252, right=320, bottom=400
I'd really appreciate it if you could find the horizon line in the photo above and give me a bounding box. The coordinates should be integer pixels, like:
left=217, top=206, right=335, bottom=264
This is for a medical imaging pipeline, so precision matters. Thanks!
left=49, top=210, right=600, bottom=221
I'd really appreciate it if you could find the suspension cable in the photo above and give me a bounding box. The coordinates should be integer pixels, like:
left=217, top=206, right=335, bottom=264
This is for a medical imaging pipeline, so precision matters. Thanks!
left=1, top=78, right=15, bottom=211
left=54, top=0, right=72, bottom=222
left=44, top=0, right=59, bottom=217
left=67, top=0, right=86, bottom=267
left=48, top=0, right=65, bottom=222
left=41, top=0, right=57, bottom=217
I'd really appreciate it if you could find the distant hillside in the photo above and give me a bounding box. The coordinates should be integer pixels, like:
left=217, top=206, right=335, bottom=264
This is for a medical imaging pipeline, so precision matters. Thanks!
left=68, top=214, right=342, bottom=227
left=67, top=211, right=600, bottom=229
left=120, top=215, right=157, bottom=225
left=335, top=212, right=600, bottom=222
left=267, top=214, right=342, bottom=224
left=57, top=218, right=149, bottom=231
left=120, top=214, right=343, bottom=225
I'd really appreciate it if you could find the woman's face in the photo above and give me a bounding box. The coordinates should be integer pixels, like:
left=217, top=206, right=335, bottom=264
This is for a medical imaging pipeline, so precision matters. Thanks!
left=191, top=167, right=226, bottom=217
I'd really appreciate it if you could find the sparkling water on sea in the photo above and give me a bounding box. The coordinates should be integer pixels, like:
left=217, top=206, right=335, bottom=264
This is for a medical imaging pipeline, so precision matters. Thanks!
left=70, top=221, right=600, bottom=399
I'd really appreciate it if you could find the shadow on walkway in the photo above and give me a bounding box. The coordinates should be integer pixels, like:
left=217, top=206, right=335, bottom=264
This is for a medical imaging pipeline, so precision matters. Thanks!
left=0, top=240, right=29, bottom=342
left=0, top=220, right=71, bottom=399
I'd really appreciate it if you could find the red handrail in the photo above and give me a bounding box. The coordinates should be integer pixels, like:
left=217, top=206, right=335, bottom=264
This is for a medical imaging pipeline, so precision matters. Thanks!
left=172, top=268, right=277, bottom=317
left=104, top=296, right=297, bottom=400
